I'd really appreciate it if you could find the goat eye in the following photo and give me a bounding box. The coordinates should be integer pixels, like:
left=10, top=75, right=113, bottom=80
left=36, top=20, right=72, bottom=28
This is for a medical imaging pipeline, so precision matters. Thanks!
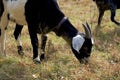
left=83, top=47, right=88, bottom=51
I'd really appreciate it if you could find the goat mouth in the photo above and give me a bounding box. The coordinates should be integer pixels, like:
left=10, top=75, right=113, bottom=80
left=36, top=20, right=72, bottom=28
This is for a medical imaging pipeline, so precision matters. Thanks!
left=79, top=57, right=89, bottom=64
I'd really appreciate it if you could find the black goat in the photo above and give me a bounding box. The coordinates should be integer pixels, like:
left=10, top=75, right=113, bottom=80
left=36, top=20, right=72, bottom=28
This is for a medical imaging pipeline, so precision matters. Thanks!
left=93, top=0, right=120, bottom=26
left=0, top=0, right=93, bottom=64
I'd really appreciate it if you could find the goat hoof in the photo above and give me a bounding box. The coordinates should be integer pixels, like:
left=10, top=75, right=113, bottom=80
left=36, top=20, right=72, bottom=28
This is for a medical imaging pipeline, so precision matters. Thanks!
left=17, top=46, right=24, bottom=57
left=18, top=50, right=24, bottom=57
left=33, top=56, right=41, bottom=64
left=40, top=54, right=45, bottom=61
left=33, top=60, right=41, bottom=64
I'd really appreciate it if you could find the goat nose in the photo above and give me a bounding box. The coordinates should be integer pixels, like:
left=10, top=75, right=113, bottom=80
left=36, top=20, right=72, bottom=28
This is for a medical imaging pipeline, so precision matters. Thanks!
left=84, top=57, right=89, bottom=62
left=79, top=57, right=89, bottom=64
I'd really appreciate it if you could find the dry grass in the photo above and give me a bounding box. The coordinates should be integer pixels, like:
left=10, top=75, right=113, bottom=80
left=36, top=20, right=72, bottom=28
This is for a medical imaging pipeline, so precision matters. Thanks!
left=0, top=0, right=120, bottom=80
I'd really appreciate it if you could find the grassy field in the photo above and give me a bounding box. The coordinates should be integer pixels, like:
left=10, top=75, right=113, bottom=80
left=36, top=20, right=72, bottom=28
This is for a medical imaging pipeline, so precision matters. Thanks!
left=0, top=0, right=120, bottom=80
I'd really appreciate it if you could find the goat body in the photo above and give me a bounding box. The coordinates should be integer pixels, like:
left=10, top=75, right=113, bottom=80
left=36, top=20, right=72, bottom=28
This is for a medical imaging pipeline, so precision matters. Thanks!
left=93, top=0, right=120, bottom=26
left=0, top=0, right=93, bottom=64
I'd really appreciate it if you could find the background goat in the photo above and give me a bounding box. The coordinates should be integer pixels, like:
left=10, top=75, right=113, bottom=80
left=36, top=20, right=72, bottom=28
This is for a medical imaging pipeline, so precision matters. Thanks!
left=93, top=0, right=120, bottom=26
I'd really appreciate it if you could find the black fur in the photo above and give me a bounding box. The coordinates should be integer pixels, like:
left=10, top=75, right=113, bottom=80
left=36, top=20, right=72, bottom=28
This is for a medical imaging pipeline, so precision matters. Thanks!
left=14, top=24, right=23, bottom=40
left=0, top=0, right=4, bottom=36
left=93, top=0, right=120, bottom=26
left=0, top=0, right=93, bottom=63
left=0, top=0, right=4, bottom=17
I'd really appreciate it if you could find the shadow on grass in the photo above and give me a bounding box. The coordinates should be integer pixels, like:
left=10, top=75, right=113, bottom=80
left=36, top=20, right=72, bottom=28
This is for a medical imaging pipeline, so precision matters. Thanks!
left=93, top=25, right=120, bottom=52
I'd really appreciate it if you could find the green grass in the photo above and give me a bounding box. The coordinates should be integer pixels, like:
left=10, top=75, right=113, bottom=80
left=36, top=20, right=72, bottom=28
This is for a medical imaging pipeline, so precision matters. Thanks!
left=0, top=0, right=120, bottom=80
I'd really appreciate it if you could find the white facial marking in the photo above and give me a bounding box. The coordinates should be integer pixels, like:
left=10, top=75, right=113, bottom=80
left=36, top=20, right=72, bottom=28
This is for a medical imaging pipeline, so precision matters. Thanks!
left=72, top=35, right=85, bottom=53
left=91, top=38, right=94, bottom=45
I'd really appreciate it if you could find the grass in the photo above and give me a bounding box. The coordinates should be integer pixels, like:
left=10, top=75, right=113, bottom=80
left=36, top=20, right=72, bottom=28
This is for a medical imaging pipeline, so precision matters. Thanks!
left=0, top=0, right=120, bottom=80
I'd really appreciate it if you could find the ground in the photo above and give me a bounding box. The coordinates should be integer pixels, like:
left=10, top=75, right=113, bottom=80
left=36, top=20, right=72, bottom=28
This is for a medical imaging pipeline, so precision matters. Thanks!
left=0, top=0, right=120, bottom=80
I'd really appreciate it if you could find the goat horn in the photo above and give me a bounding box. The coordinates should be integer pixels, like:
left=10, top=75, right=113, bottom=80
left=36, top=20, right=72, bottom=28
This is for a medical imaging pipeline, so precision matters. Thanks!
left=82, top=22, right=91, bottom=38
left=86, top=22, right=92, bottom=34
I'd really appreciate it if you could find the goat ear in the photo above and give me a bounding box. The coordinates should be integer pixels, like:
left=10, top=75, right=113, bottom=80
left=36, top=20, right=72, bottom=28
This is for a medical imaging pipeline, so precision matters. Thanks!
left=82, top=22, right=91, bottom=38
left=72, top=35, right=85, bottom=53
